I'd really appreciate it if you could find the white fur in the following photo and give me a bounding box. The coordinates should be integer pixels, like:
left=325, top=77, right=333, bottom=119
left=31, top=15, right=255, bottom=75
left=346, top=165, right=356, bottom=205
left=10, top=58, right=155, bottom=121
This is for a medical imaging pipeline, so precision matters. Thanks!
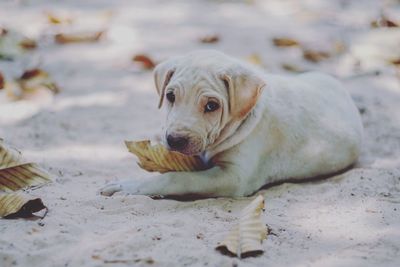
left=100, top=51, right=363, bottom=197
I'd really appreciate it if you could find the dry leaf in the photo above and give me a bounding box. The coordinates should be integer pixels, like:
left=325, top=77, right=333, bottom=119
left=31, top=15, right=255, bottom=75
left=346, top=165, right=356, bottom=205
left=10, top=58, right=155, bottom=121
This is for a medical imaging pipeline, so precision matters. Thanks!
left=0, top=163, right=51, bottom=192
left=0, top=72, right=4, bottom=89
left=272, top=37, right=300, bottom=47
left=216, top=195, right=268, bottom=258
left=389, top=58, right=400, bottom=66
left=19, top=38, right=37, bottom=50
left=0, top=141, right=51, bottom=192
left=199, top=35, right=220, bottom=44
left=46, top=12, right=73, bottom=25
left=371, top=15, right=398, bottom=28
left=55, top=31, right=105, bottom=44
left=5, top=68, right=59, bottom=100
left=132, top=54, right=156, bottom=70
left=281, top=63, right=303, bottom=73
left=0, top=27, right=8, bottom=36
left=125, top=140, right=208, bottom=173
left=303, top=50, right=330, bottom=63
left=0, top=192, right=47, bottom=218
left=0, top=141, right=22, bottom=169
left=0, top=141, right=50, bottom=219
left=246, top=53, right=263, bottom=67
left=19, top=68, right=60, bottom=94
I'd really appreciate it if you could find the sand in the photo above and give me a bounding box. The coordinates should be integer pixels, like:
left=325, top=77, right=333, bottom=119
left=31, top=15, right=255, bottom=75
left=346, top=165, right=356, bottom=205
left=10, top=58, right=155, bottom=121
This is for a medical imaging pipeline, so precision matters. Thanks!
left=0, top=0, right=400, bottom=266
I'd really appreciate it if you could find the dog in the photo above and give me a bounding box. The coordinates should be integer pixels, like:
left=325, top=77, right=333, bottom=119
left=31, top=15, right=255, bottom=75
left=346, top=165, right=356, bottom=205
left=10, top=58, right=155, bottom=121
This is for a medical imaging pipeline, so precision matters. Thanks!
left=100, top=50, right=363, bottom=197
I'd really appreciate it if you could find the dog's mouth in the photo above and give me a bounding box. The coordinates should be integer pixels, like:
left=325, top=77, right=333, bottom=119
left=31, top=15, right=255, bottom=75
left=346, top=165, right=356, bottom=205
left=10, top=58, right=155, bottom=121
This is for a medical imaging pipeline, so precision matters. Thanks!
left=163, top=131, right=206, bottom=156
left=168, top=146, right=203, bottom=156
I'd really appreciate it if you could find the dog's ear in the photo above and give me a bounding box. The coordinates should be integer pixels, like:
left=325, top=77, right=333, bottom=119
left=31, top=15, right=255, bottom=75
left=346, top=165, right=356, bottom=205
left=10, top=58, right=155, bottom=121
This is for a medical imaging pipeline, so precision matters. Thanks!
left=154, top=60, right=177, bottom=108
left=220, top=68, right=265, bottom=119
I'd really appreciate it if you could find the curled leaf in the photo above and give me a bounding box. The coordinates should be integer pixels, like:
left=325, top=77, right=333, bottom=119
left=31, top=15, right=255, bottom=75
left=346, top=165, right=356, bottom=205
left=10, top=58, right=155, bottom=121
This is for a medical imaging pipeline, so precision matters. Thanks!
left=272, top=37, right=299, bottom=47
left=55, top=31, right=105, bottom=44
left=281, top=63, right=303, bottom=73
left=0, top=141, right=51, bottom=192
left=303, top=50, right=330, bottom=63
left=5, top=68, right=59, bottom=100
left=0, top=163, right=51, bottom=192
left=0, top=141, right=22, bottom=169
left=0, top=27, right=8, bottom=36
left=199, top=35, right=220, bottom=44
left=371, top=15, right=398, bottom=28
left=46, top=12, right=73, bottom=25
left=0, top=72, right=4, bottom=89
left=132, top=54, right=156, bottom=70
left=19, top=38, right=37, bottom=50
left=0, top=192, right=47, bottom=218
left=216, top=195, right=268, bottom=258
left=125, top=140, right=208, bottom=173
left=389, top=58, right=400, bottom=67
left=19, top=68, right=60, bottom=94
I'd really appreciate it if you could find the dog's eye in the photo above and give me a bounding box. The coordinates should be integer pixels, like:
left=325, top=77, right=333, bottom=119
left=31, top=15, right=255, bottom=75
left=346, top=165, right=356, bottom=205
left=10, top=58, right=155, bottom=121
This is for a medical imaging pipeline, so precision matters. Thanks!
left=204, top=101, right=220, bottom=113
left=166, top=92, right=175, bottom=103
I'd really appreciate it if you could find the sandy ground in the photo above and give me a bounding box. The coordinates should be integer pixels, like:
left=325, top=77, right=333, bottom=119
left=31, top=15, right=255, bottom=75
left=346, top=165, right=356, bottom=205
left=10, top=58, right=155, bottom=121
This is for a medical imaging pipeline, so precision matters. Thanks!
left=1, top=0, right=400, bottom=266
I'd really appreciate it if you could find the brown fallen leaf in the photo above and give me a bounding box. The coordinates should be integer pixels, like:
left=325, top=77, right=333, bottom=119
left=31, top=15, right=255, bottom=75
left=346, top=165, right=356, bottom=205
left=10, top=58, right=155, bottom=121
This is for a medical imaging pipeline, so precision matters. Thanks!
left=132, top=54, right=156, bottom=70
left=0, top=141, right=50, bottom=219
left=303, top=50, right=330, bottom=63
left=55, top=31, right=105, bottom=44
left=46, top=12, right=73, bottom=25
left=0, top=27, right=8, bottom=36
left=216, top=195, right=268, bottom=258
left=0, top=192, right=47, bottom=218
left=389, top=58, right=400, bottom=66
left=272, top=37, right=300, bottom=47
left=281, top=63, right=303, bottom=73
left=19, top=38, right=37, bottom=50
left=5, top=68, right=60, bottom=100
left=0, top=141, right=51, bottom=192
left=0, top=163, right=51, bottom=192
left=125, top=140, right=208, bottom=173
left=0, top=141, right=22, bottom=169
left=0, top=72, right=4, bottom=89
left=199, top=35, right=220, bottom=44
left=371, top=15, right=398, bottom=28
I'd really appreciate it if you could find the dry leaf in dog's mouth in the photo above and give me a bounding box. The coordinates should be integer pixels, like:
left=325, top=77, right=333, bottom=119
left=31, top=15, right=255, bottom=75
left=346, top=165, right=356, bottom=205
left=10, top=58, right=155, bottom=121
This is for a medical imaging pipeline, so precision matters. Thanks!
left=216, top=195, right=268, bottom=258
left=0, top=192, right=47, bottom=218
left=125, top=140, right=208, bottom=173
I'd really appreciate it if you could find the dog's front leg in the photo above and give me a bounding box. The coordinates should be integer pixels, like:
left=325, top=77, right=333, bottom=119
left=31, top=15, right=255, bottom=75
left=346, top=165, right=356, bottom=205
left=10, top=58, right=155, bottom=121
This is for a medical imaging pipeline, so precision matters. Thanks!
left=100, top=166, right=245, bottom=197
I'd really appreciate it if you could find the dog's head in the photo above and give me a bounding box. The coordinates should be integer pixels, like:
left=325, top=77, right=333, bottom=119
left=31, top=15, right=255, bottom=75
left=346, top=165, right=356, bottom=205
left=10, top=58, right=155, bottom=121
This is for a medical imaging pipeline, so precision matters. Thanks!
left=154, top=50, right=265, bottom=155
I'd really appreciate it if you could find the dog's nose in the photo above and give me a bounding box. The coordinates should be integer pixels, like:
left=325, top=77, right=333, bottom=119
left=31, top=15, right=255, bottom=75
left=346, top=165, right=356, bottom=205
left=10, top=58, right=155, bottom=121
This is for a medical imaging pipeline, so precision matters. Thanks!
left=167, top=134, right=188, bottom=150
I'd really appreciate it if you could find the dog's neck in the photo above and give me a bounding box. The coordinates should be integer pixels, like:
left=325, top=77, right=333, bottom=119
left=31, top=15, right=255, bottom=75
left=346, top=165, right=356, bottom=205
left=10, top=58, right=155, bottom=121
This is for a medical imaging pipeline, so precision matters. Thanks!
left=202, top=99, right=264, bottom=163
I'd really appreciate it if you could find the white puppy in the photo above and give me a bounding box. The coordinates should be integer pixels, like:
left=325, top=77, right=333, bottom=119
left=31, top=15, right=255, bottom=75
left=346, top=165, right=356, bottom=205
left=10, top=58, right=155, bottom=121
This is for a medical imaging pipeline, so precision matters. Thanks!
left=101, top=50, right=363, bottom=197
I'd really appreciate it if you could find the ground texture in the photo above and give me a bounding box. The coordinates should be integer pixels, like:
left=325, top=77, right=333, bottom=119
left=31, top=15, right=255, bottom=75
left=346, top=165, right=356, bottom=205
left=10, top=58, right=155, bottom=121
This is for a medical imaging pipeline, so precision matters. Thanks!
left=0, top=0, right=400, bottom=266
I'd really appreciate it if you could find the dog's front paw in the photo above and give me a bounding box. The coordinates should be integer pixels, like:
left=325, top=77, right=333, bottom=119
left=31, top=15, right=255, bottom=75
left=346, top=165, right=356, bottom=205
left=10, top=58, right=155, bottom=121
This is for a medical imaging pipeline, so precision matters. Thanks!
left=99, top=182, right=123, bottom=196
